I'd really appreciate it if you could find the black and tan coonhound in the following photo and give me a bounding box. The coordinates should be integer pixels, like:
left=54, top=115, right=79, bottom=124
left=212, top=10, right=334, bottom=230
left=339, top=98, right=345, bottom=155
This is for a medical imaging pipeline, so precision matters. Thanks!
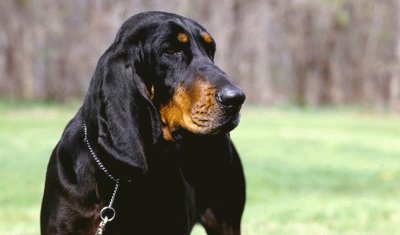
left=41, top=11, right=246, bottom=235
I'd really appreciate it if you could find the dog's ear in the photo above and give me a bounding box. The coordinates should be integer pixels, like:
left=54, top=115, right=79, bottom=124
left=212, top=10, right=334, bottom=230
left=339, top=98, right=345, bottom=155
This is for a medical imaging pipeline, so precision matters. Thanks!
left=82, top=36, right=161, bottom=174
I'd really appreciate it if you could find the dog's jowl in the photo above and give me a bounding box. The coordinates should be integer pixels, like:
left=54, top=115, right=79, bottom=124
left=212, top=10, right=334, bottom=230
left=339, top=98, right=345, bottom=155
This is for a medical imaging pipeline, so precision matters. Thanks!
left=41, top=11, right=246, bottom=235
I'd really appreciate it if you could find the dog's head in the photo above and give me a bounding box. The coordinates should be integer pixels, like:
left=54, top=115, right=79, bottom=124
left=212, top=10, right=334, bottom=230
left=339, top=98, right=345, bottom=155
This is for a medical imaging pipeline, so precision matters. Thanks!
left=83, top=12, right=245, bottom=172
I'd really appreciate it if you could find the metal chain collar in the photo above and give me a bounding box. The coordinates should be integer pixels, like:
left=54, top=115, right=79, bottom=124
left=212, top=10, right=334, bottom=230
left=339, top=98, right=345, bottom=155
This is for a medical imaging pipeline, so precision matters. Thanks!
left=83, top=122, right=121, bottom=235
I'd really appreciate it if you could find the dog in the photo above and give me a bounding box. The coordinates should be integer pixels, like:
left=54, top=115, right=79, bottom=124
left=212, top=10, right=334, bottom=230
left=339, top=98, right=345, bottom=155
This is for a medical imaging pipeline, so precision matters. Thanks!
left=41, top=11, right=246, bottom=235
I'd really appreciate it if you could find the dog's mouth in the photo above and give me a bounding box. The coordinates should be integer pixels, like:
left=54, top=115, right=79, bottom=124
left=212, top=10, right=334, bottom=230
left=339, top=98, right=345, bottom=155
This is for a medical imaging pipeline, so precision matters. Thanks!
left=218, top=111, right=241, bottom=133
left=166, top=107, right=241, bottom=142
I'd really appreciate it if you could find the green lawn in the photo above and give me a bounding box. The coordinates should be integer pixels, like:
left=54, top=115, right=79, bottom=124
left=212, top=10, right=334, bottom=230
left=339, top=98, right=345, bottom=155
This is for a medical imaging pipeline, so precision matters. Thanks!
left=1, top=102, right=400, bottom=235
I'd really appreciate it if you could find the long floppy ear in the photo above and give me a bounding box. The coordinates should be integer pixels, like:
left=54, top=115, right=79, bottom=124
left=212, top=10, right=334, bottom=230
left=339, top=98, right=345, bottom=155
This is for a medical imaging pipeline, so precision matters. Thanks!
left=82, top=39, right=161, bottom=174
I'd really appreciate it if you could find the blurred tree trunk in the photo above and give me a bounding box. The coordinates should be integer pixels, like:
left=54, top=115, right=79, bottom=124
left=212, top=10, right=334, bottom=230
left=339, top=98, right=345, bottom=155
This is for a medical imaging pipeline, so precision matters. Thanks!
left=390, top=0, right=400, bottom=111
left=293, top=63, right=308, bottom=107
left=318, top=56, right=333, bottom=105
left=1, top=1, right=27, bottom=98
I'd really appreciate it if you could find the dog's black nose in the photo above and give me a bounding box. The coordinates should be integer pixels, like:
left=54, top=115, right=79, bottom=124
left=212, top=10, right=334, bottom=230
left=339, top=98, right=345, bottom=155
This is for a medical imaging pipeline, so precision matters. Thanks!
left=216, top=86, right=246, bottom=108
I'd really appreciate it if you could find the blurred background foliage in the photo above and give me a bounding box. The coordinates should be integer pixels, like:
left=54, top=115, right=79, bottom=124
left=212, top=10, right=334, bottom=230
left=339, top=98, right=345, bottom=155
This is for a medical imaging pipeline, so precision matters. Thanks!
left=1, top=0, right=400, bottom=110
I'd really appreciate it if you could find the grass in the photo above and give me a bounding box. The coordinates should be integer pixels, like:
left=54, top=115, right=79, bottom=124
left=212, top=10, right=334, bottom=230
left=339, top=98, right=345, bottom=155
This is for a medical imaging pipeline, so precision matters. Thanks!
left=1, top=102, right=400, bottom=234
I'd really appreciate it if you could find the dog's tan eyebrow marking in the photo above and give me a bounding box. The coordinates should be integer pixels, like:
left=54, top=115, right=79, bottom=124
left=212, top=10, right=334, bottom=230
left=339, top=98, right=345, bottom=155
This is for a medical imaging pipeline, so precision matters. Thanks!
left=201, top=32, right=212, bottom=44
left=177, top=33, right=189, bottom=43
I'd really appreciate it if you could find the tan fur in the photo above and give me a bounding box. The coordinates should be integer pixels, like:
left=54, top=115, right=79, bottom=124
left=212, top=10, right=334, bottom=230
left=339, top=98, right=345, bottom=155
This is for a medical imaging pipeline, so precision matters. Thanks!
left=201, top=32, right=212, bottom=44
left=150, top=85, right=155, bottom=100
left=177, top=33, right=189, bottom=43
left=159, top=80, right=218, bottom=141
